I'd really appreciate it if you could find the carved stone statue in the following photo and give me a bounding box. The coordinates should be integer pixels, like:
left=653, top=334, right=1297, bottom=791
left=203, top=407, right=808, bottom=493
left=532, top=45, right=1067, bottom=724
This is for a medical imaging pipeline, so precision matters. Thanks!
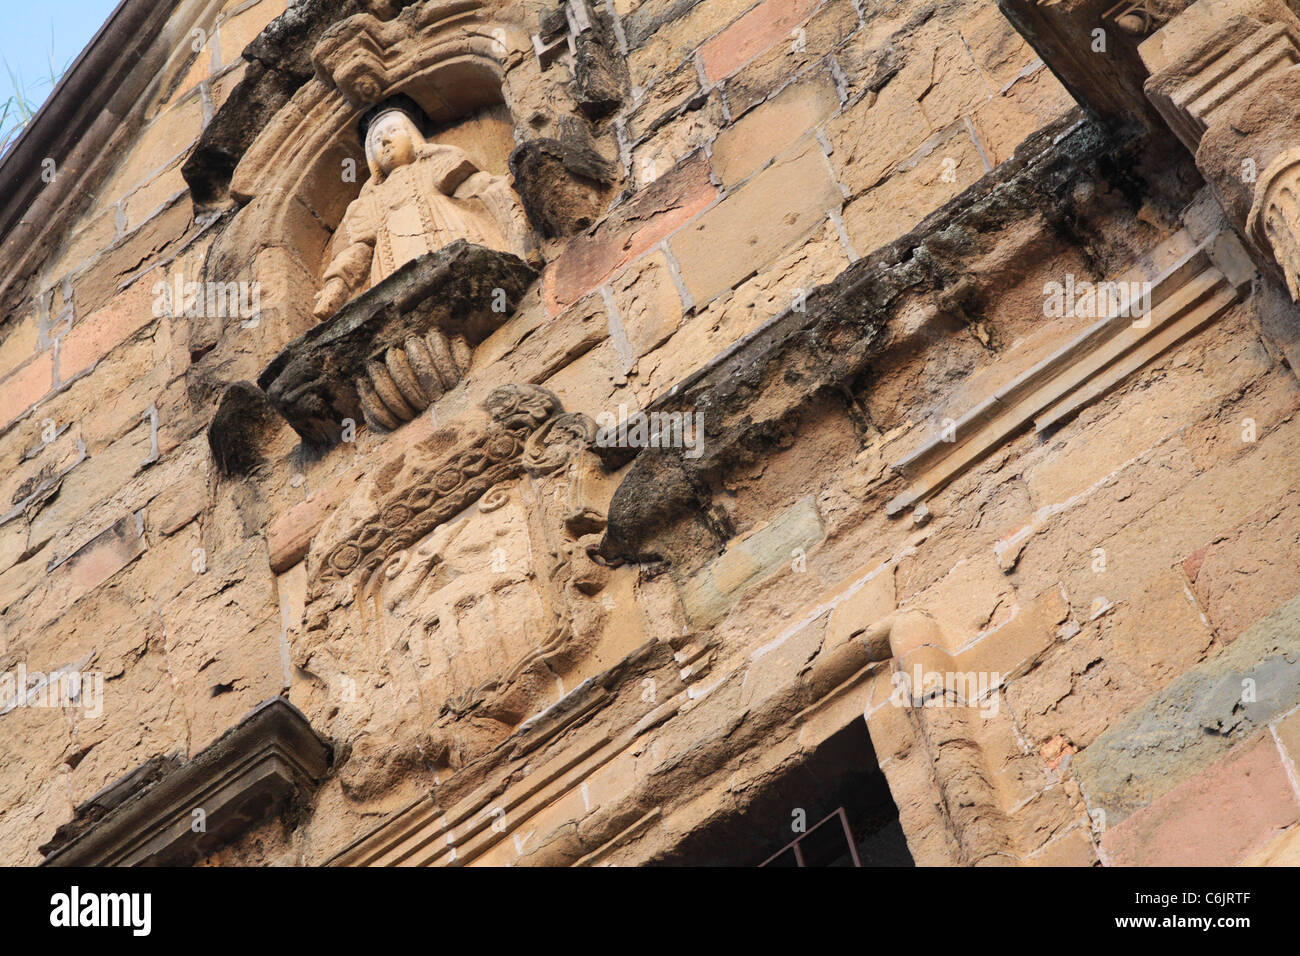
left=314, top=103, right=534, bottom=319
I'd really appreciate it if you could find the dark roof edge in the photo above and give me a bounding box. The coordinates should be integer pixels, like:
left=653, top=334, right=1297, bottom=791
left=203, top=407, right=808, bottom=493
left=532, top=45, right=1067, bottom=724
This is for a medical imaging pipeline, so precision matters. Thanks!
left=0, top=0, right=172, bottom=239
left=0, top=0, right=215, bottom=313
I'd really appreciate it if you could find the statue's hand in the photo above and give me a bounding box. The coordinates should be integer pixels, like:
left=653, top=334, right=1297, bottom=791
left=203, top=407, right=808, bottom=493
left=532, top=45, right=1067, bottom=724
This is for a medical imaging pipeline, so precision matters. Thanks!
left=314, top=278, right=348, bottom=319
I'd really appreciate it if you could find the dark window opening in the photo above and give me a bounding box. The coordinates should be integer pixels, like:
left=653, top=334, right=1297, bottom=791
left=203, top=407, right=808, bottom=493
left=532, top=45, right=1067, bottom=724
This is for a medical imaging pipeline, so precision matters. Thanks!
left=652, top=718, right=914, bottom=867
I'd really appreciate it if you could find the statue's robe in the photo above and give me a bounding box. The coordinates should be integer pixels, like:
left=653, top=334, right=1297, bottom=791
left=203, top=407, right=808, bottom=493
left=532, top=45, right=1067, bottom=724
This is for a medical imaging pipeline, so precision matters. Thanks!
left=322, top=143, right=531, bottom=296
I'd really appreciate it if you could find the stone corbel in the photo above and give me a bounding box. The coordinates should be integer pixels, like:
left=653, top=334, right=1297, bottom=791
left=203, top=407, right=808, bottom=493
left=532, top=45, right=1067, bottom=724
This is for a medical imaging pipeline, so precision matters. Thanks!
left=1248, top=147, right=1300, bottom=298
left=312, top=1, right=531, bottom=110
left=257, top=240, right=536, bottom=446
left=1140, top=0, right=1300, bottom=297
left=313, top=13, right=409, bottom=107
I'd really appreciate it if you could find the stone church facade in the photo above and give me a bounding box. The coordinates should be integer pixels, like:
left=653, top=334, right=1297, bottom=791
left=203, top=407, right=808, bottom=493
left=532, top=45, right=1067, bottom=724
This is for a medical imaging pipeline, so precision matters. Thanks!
left=0, top=0, right=1297, bottom=866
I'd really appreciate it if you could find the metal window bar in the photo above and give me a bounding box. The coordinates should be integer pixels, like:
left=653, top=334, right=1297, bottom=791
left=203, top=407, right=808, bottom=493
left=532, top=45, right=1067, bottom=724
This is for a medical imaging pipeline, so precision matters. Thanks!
left=759, top=806, right=861, bottom=867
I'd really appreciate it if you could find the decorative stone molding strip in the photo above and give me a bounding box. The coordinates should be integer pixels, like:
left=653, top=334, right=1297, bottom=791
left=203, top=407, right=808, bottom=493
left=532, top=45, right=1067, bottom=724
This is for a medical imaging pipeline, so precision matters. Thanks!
left=41, top=698, right=330, bottom=867
left=256, top=240, right=536, bottom=445
left=325, top=640, right=681, bottom=867
left=882, top=229, right=1252, bottom=518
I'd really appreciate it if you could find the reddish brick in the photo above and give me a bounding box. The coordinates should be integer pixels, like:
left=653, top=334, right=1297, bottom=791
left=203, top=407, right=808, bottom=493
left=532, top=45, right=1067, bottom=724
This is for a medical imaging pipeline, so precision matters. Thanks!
left=0, top=312, right=39, bottom=381
left=543, top=152, right=716, bottom=313
left=1100, top=733, right=1300, bottom=866
left=49, top=514, right=146, bottom=608
left=58, top=279, right=158, bottom=382
left=0, top=351, right=54, bottom=430
left=700, top=0, right=820, bottom=84
left=1181, top=545, right=1207, bottom=584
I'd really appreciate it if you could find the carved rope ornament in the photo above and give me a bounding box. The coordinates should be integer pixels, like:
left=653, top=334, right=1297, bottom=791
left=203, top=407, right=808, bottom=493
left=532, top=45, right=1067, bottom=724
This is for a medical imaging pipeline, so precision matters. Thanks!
left=317, top=384, right=586, bottom=586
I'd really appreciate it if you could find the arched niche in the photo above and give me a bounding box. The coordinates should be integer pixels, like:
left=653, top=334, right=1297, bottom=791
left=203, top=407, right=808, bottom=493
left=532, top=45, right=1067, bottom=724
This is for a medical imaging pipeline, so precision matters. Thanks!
left=195, top=0, right=626, bottom=402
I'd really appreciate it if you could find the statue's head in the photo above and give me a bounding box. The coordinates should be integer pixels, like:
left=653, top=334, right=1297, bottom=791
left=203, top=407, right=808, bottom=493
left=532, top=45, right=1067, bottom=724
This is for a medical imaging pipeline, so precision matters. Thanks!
left=359, top=97, right=431, bottom=180
left=365, top=108, right=425, bottom=179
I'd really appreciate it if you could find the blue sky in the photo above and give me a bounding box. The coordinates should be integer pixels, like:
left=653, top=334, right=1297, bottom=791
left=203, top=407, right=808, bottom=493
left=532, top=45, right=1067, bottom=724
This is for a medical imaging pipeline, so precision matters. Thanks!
left=1, top=0, right=120, bottom=125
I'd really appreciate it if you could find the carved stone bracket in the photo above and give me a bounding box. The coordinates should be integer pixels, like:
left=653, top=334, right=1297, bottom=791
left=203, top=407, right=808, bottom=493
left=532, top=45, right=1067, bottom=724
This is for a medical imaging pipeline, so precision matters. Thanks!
left=41, top=698, right=330, bottom=867
left=1139, top=0, right=1300, bottom=298
left=313, top=0, right=523, bottom=111
left=257, top=240, right=536, bottom=445
left=1248, top=148, right=1300, bottom=298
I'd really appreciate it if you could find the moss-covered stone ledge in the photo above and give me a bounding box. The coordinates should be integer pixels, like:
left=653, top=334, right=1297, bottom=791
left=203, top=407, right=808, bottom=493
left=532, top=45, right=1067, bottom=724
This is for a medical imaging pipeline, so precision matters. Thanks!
left=599, top=112, right=1186, bottom=570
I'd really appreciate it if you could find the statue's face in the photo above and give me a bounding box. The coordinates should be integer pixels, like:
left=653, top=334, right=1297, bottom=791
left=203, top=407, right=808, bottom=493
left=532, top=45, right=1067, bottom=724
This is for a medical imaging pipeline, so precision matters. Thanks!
left=367, top=112, right=419, bottom=176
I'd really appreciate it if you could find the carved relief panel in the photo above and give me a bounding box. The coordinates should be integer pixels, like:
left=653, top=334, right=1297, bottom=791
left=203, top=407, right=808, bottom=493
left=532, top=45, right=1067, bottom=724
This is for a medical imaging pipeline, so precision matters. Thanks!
left=294, top=386, right=620, bottom=791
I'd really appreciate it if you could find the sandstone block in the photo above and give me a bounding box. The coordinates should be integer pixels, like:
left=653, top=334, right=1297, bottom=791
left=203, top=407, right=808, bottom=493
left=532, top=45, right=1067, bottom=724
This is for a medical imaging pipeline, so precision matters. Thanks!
left=45, top=207, right=119, bottom=286
left=825, top=82, right=932, bottom=197
left=1242, top=823, right=1300, bottom=865
left=545, top=152, right=715, bottom=312
left=723, top=0, right=860, bottom=117
left=217, top=0, right=289, bottom=69
left=669, top=141, right=840, bottom=306
left=1026, top=826, right=1098, bottom=867
left=710, top=71, right=840, bottom=188
left=58, top=279, right=158, bottom=383
left=0, top=312, right=38, bottom=381
left=1271, top=704, right=1300, bottom=765
left=841, top=125, right=986, bottom=255
left=1072, top=590, right=1300, bottom=824
left=679, top=495, right=824, bottom=627
left=826, top=567, right=896, bottom=650
left=47, top=513, right=146, bottom=609
left=698, top=0, right=821, bottom=84
left=96, top=93, right=204, bottom=208
left=627, top=0, right=754, bottom=89
left=1100, top=732, right=1299, bottom=866
left=609, top=251, right=684, bottom=357
left=123, top=160, right=188, bottom=233
left=0, top=353, right=54, bottom=431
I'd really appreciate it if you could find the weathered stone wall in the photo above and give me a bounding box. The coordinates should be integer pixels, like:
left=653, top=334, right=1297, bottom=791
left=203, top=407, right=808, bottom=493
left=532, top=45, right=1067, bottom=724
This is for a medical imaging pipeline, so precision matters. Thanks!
left=2, top=0, right=1296, bottom=868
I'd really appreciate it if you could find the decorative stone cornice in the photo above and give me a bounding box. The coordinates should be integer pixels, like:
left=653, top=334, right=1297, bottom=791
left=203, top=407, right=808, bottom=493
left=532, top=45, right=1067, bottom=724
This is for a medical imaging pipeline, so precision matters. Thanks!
left=599, top=116, right=1165, bottom=567
left=41, top=698, right=330, bottom=867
